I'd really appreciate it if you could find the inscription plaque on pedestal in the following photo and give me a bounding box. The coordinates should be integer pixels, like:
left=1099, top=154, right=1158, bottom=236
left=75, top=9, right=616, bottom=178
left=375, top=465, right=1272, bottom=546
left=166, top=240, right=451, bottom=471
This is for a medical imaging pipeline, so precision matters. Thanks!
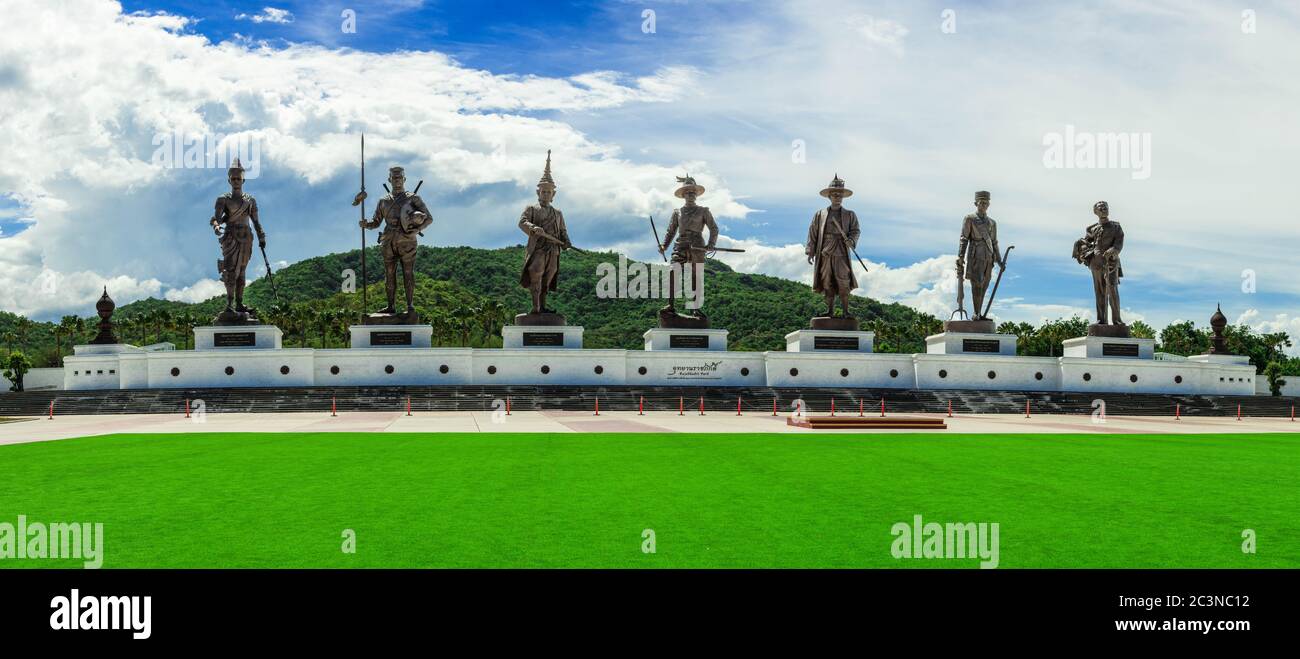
left=370, top=331, right=413, bottom=347
left=961, top=338, right=1002, bottom=353
left=1102, top=342, right=1140, bottom=357
left=522, top=332, right=565, bottom=347
left=812, top=336, right=860, bottom=351
left=214, top=332, right=257, bottom=348
left=669, top=334, right=710, bottom=349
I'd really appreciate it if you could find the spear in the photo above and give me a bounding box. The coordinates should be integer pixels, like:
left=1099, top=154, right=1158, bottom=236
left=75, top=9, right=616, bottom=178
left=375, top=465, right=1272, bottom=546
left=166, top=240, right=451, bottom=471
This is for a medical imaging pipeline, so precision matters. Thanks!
left=356, top=134, right=367, bottom=316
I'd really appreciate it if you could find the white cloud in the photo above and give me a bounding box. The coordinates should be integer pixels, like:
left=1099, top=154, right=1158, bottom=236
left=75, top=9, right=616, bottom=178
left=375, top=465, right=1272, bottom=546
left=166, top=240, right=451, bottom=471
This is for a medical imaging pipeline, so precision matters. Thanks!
left=0, top=0, right=746, bottom=320
left=164, top=278, right=226, bottom=304
left=235, top=8, right=293, bottom=25
left=1236, top=309, right=1300, bottom=356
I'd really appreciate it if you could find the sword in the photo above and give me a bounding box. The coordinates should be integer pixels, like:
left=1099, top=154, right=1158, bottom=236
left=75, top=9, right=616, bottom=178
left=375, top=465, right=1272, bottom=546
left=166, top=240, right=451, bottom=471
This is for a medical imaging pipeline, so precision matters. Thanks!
left=979, top=245, right=1014, bottom=320
left=534, top=229, right=588, bottom=254
left=689, top=246, right=747, bottom=254
left=649, top=215, right=668, bottom=262
left=830, top=217, right=870, bottom=276
left=260, top=243, right=280, bottom=301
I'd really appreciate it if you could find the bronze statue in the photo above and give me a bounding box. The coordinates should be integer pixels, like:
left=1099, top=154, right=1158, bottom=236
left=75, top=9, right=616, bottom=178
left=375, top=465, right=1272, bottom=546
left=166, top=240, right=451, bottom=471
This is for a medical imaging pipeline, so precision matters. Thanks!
left=354, top=166, right=433, bottom=322
left=1073, top=200, right=1125, bottom=328
left=518, top=151, right=571, bottom=319
left=210, top=158, right=266, bottom=323
left=955, top=191, right=1007, bottom=321
left=658, top=175, right=718, bottom=326
left=805, top=174, right=863, bottom=324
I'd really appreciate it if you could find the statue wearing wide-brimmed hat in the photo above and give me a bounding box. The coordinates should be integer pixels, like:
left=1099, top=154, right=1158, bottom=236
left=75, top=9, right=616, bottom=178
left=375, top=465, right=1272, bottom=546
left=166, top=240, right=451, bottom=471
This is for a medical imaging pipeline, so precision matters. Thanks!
left=517, top=150, right=572, bottom=322
left=805, top=174, right=863, bottom=327
left=658, top=174, right=718, bottom=326
left=209, top=158, right=267, bottom=324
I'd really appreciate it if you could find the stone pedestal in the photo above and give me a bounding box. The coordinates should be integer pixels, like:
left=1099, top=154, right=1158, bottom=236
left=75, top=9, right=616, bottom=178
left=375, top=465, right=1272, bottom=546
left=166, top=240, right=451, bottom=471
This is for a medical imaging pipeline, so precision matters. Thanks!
left=363, top=310, right=420, bottom=326
left=809, top=316, right=860, bottom=331
left=194, top=325, right=282, bottom=350
left=658, top=308, right=710, bottom=329
left=502, top=325, right=584, bottom=349
left=1187, top=353, right=1250, bottom=366
left=784, top=329, right=874, bottom=353
left=1062, top=335, right=1155, bottom=359
left=942, top=318, right=995, bottom=333
left=1087, top=323, right=1131, bottom=338
left=348, top=325, right=433, bottom=349
left=925, top=332, right=1016, bottom=356
left=643, top=328, right=728, bottom=351
left=514, top=312, right=568, bottom=326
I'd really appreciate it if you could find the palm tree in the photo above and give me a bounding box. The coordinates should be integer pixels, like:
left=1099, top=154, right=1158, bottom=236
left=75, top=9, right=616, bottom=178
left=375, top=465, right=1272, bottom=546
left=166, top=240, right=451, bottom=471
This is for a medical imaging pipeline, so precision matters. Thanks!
left=2, top=331, right=15, bottom=357
left=292, top=304, right=313, bottom=348
left=14, top=317, right=32, bottom=351
left=56, top=315, right=81, bottom=365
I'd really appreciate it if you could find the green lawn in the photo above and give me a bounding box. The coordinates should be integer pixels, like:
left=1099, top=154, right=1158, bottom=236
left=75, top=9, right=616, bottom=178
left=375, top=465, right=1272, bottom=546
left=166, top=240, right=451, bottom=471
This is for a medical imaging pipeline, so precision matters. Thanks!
left=1, top=432, right=1296, bottom=568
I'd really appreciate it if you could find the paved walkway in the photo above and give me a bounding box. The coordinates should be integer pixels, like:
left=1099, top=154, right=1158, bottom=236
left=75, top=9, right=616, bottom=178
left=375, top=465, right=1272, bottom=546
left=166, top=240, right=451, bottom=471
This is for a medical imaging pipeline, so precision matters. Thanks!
left=1, top=410, right=1297, bottom=446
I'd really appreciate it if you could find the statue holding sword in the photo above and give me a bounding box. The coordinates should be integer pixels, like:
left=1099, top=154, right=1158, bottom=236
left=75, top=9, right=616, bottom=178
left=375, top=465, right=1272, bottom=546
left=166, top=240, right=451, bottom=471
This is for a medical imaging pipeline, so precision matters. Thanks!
left=517, top=151, right=576, bottom=320
left=209, top=158, right=270, bottom=324
left=656, top=174, right=728, bottom=327
left=953, top=190, right=1009, bottom=325
left=805, top=174, right=867, bottom=328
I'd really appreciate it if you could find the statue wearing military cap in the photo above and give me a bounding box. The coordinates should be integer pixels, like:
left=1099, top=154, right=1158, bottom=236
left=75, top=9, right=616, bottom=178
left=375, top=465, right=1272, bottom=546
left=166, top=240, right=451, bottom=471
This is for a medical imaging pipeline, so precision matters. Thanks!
left=953, top=190, right=1005, bottom=323
left=356, top=165, right=434, bottom=321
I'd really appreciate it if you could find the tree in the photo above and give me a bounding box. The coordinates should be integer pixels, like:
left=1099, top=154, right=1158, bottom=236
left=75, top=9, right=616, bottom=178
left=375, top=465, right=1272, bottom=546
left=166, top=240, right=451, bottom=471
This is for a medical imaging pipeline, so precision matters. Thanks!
left=2, top=331, right=15, bottom=357
left=1264, top=361, right=1287, bottom=396
left=1129, top=320, right=1156, bottom=340
left=3, top=351, right=33, bottom=392
left=291, top=304, right=313, bottom=348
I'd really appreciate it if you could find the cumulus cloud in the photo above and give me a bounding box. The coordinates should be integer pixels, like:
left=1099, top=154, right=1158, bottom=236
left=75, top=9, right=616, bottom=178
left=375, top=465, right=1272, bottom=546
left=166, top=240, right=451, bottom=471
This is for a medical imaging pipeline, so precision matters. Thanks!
left=1236, top=309, right=1300, bottom=356
left=0, top=0, right=745, bottom=320
left=163, top=278, right=226, bottom=304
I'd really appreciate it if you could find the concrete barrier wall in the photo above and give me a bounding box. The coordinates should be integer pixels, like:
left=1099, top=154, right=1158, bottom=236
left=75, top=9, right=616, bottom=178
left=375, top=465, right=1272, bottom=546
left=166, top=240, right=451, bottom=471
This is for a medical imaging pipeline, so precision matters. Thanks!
left=1, top=367, right=65, bottom=392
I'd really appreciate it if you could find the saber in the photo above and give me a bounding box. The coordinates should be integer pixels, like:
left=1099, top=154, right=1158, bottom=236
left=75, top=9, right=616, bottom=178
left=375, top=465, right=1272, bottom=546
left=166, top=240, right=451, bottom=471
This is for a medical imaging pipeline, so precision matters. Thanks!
left=689, top=246, right=747, bottom=254
left=649, top=215, right=668, bottom=262
left=259, top=243, right=280, bottom=302
left=979, top=245, right=1014, bottom=320
left=830, top=219, right=870, bottom=275
left=534, top=229, right=588, bottom=254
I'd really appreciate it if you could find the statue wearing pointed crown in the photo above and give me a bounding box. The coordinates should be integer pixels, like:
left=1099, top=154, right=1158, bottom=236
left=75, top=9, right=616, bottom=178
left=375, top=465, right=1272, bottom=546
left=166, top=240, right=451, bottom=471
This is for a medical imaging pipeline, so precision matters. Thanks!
left=516, top=151, right=572, bottom=323
left=210, top=158, right=267, bottom=324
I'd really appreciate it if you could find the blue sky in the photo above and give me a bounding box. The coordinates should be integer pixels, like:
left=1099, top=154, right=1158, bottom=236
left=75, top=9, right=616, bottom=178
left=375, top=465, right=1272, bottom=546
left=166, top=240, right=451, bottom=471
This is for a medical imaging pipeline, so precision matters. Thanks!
left=4, top=0, right=1300, bottom=350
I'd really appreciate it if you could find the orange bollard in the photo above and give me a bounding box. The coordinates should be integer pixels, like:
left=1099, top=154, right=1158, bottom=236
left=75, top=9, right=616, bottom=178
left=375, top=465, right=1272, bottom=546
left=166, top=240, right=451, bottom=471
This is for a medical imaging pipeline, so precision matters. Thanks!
left=830, top=398, right=835, bottom=417
left=772, top=398, right=777, bottom=416
left=859, top=399, right=864, bottom=417
left=407, top=396, right=412, bottom=417
left=736, top=396, right=742, bottom=416
left=48, top=401, right=54, bottom=420
left=698, top=395, right=705, bottom=416
left=947, top=400, right=953, bottom=418
left=594, top=396, right=600, bottom=416
left=880, top=398, right=886, bottom=418
left=1237, top=403, right=1242, bottom=421
left=331, top=396, right=337, bottom=417
left=506, top=397, right=511, bottom=416
left=185, top=398, right=191, bottom=419
left=679, top=396, right=684, bottom=416
left=1175, top=403, right=1180, bottom=420
left=1291, top=405, right=1295, bottom=422
left=639, top=396, right=644, bottom=416
left=1025, top=399, right=1031, bottom=419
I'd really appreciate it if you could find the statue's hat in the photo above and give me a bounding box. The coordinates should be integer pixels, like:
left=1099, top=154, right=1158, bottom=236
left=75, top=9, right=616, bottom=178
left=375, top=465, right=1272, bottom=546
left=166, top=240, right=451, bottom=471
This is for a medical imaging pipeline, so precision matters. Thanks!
left=674, top=174, right=705, bottom=198
left=537, top=150, right=556, bottom=189
left=975, top=190, right=991, bottom=201
left=819, top=173, right=853, bottom=198
left=228, top=158, right=244, bottom=175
